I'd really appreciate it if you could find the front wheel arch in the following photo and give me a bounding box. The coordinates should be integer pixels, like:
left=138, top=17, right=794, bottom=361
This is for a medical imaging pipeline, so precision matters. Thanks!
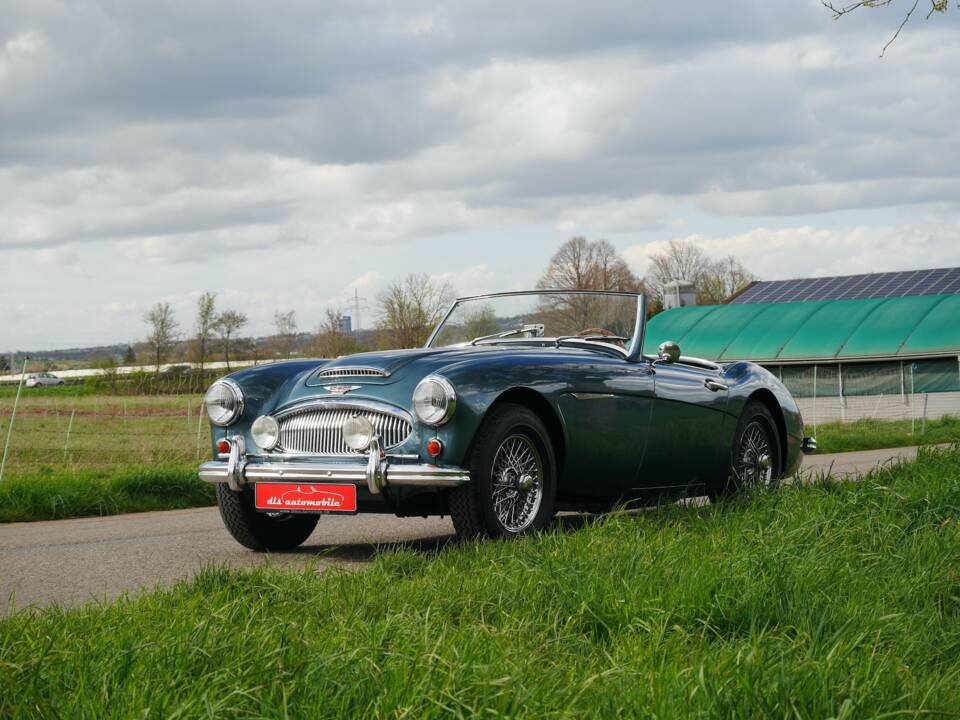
left=465, top=387, right=565, bottom=482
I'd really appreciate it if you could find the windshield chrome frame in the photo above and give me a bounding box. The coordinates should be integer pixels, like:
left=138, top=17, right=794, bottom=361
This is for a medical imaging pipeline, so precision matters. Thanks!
left=425, top=290, right=647, bottom=361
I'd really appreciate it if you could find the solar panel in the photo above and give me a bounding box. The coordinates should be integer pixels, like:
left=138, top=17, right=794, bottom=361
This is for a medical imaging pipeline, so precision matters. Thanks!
left=730, top=267, right=960, bottom=304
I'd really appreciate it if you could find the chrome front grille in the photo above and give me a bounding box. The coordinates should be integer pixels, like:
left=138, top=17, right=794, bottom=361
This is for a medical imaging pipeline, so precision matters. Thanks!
left=277, top=406, right=412, bottom=455
left=317, top=367, right=388, bottom=378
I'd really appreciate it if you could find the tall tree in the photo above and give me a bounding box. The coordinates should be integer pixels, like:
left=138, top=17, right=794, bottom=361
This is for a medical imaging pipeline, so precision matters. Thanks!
left=312, top=308, right=358, bottom=358
left=193, top=292, right=217, bottom=371
left=143, top=302, right=180, bottom=372
left=537, top=237, right=643, bottom=292
left=0, top=355, right=10, bottom=374
left=377, top=273, right=455, bottom=349
left=273, top=310, right=299, bottom=358
left=215, top=310, right=248, bottom=370
left=122, top=345, right=137, bottom=365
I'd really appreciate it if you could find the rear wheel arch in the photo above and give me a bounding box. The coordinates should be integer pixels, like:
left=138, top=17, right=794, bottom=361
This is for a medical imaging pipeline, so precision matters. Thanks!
left=746, top=389, right=787, bottom=474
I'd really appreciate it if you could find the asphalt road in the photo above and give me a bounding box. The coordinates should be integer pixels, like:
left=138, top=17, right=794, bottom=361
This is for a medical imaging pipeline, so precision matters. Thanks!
left=0, top=446, right=929, bottom=613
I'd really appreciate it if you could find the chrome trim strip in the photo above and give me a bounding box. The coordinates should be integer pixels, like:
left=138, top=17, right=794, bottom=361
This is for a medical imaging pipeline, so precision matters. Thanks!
left=570, top=393, right=615, bottom=400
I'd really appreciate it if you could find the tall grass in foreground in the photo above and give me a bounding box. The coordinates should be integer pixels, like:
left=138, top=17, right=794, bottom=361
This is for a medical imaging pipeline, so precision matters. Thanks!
left=3, top=446, right=960, bottom=718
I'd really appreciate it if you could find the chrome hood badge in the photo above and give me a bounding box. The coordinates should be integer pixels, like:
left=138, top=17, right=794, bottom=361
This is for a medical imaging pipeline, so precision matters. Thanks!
left=324, top=384, right=362, bottom=395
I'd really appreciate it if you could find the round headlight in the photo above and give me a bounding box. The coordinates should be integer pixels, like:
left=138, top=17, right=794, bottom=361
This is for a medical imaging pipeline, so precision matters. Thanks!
left=412, top=375, right=456, bottom=426
left=204, top=380, right=243, bottom=427
left=343, top=415, right=375, bottom=451
left=251, top=415, right=279, bottom=450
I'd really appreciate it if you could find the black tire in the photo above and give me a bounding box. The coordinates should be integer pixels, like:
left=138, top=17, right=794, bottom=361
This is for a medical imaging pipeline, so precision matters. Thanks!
left=709, top=400, right=782, bottom=501
left=449, top=403, right=557, bottom=540
left=215, top=483, right=319, bottom=551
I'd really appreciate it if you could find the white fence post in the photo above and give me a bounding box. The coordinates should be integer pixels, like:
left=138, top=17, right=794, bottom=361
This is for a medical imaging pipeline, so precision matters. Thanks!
left=63, top=409, right=75, bottom=461
left=910, top=363, right=916, bottom=436
left=921, top=393, right=928, bottom=435
left=196, top=402, right=205, bottom=461
left=812, top=364, right=818, bottom=437
left=0, top=358, right=29, bottom=483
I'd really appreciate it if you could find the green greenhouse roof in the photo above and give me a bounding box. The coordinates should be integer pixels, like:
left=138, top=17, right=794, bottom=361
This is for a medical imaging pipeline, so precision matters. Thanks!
left=642, top=294, right=960, bottom=363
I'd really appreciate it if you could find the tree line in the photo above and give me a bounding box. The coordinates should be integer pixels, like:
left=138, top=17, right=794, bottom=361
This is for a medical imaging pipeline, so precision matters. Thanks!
left=138, top=236, right=756, bottom=369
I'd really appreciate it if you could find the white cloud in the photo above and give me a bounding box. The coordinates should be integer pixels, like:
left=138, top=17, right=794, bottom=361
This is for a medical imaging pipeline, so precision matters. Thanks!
left=2, top=1, right=959, bottom=350
left=624, top=220, right=960, bottom=281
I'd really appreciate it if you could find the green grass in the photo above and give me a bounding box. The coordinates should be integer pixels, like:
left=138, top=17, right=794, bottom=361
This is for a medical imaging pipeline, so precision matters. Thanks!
left=3, top=446, right=960, bottom=718
left=0, top=393, right=216, bottom=521
left=0, top=465, right=214, bottom=522
left=814, top=414, right=960, bottom=453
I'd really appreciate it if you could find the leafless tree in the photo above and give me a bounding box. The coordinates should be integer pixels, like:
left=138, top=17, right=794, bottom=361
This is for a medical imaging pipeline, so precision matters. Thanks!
left=645, top=239, right=713, bottom=308
left=192, top=292, right=217, bottom=371
left=823, top=0, right=953, bottom=56
left=377, top=273, right=456, bottom=349
left=215, top=310, right=248, bottom=370
left=143, top=302, right=180, bottom=372
left=537, top=237, right=643, bottom=293
left=273, top=310, right=299, bottom=358
left=646, top=239, right=756, bottom=310
left=698, top=256, right=758, bottom=305
left=312, top=307, right=358, bottom=358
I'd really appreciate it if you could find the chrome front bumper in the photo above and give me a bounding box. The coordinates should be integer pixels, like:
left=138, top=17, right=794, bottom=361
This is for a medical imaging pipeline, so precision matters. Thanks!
left=199, top=437, right=470, bottom=495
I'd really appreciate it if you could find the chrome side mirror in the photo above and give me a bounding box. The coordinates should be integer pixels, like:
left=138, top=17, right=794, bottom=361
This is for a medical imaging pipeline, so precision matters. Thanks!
left=655, top=341, right=680, bottom=364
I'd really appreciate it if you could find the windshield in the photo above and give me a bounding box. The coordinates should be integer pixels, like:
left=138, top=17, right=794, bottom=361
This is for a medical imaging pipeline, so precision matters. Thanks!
left=427, top=291, right=643, bottom=353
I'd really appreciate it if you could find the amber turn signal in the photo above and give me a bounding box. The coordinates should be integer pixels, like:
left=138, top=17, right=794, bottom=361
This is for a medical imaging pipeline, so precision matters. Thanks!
left=426, top=438, right=443, bottom=458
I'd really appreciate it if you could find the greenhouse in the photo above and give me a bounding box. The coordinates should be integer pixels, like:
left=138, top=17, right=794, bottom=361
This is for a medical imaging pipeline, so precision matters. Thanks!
left=643, top=293, right=960, bottom=423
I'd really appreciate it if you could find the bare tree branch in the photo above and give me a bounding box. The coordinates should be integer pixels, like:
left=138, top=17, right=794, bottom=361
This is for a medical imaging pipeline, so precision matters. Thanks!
left=823, top=0, right=952, bottom=56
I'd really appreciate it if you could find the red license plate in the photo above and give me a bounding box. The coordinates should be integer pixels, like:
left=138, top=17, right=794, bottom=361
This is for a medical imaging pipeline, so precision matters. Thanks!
left=254, top=483, right=357, bottom=513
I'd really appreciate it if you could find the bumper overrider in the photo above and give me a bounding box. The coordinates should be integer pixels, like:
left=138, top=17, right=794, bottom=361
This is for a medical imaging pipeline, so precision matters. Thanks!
left=199, top=436, right=470, bottom=495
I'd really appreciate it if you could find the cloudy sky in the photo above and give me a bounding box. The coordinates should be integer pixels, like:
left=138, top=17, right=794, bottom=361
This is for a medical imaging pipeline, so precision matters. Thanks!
left=2, top=1, right=959, bottom=351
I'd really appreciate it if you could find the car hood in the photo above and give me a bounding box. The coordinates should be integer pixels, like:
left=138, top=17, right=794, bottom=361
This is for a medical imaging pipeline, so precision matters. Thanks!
left=302, top=346, right=505, bottom=387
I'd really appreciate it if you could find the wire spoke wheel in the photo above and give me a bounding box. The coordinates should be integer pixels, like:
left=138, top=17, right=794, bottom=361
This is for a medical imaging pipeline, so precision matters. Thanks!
left=489, top=433, right=544, bottom=533
left=733, top=420, right=774, bottom=489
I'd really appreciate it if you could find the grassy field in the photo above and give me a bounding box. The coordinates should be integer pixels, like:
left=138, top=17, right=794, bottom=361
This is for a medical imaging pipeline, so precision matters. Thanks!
left=814, top=414, right=960, bottom=453
left=2, top=446, right=959, bottom=718
left=0, top=393, right=214, bottom=521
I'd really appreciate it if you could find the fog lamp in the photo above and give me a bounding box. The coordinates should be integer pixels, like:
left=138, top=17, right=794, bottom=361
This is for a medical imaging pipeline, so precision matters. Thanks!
left=343, top=415, right=375, bottom=451
left=251, top=415, right=280, bottom=450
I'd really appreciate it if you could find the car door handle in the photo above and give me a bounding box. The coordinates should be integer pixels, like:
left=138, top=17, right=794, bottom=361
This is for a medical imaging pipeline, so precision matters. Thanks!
left=704, top=379, right=729, bottom=392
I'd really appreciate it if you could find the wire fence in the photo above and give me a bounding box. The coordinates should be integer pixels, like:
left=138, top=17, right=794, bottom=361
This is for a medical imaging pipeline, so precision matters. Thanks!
left=763, top=358, right=960, bottom=432
left=0, top=394, right=212, bottom=481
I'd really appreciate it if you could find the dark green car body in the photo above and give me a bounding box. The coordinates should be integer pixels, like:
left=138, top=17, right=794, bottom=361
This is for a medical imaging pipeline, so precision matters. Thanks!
left=208, top=342, right=805, bottom=517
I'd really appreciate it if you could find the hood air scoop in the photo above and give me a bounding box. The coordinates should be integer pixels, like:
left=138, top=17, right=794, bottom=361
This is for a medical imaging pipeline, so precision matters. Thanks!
left=316, top=367, right=390, bottom=379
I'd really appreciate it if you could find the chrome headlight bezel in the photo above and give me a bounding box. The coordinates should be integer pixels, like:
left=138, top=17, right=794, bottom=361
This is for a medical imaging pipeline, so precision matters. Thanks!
left=412, top=375, right=457, bottom=426
left=204, top=379, right=244, bottom=427
left=251, top=414, right=280, bottom=450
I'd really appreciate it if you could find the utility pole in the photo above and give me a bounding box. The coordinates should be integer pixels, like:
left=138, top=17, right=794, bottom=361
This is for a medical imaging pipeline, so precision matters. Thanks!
left=352, top=288, right=369, bottom=333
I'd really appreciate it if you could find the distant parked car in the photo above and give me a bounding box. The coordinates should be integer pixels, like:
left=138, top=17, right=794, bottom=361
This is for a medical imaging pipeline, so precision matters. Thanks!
left=25, top=372, right=65, bottom=388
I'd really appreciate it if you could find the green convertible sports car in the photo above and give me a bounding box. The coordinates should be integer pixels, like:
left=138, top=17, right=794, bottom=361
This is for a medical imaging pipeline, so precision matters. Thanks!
left=199, top=290, right=815, bottom=549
